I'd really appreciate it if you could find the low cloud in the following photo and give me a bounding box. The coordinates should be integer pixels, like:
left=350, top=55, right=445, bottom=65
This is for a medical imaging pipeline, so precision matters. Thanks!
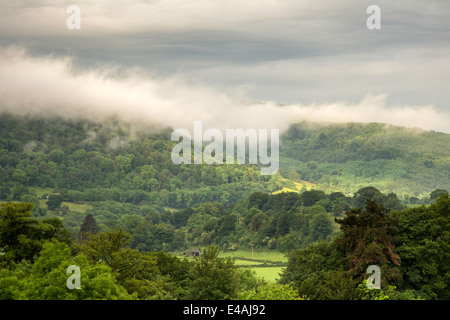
left=0, top=46, right=449, bottom=134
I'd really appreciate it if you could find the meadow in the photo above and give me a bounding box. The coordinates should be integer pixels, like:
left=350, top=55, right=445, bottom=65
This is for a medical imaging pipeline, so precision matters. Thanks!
left=219, top=248, right=287, bottom=283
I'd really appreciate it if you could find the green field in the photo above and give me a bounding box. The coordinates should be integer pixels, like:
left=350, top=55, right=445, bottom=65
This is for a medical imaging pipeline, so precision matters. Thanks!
left=219, top=248, right=287, bottom=283
left=252, top=267, right=284, bottom=283
left=219, top=248, right=288, bottom=264
left=25, top=187, right=94, bottom=214
left=61, top=202, right=93, bottom=213
left=233, top=259, right=264, bottom=266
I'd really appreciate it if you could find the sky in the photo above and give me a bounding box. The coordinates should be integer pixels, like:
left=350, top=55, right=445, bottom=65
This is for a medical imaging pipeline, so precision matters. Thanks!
left=0, top=0, right=449, bottom=133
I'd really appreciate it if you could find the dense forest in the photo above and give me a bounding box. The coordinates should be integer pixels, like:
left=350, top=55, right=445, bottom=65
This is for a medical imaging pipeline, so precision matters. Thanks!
left=280, top=121, right=450, bottom=196
left=0, top=113, right=449, bottom=300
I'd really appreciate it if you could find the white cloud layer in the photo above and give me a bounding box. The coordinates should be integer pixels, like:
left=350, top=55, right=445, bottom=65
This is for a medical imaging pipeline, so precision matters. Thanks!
left=1, top=1, right=449, bottom=118
left=1, top=46, right=449, bottom=133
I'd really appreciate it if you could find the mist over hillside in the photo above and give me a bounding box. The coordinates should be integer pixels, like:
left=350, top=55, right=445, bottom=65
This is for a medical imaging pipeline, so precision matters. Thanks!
left=1, top=1, right=450, bottom=302
left=1, top=46, right=450, bottom=134
left=1, top=112, right=448, bottom=200
left=279, top=121, right=450, bottom=196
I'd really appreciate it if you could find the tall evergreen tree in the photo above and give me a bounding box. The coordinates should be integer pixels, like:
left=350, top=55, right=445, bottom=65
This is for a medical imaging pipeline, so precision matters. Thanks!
left=79, top=213, right=100, bottom=240
left=335, top=199, right=401, bottom=286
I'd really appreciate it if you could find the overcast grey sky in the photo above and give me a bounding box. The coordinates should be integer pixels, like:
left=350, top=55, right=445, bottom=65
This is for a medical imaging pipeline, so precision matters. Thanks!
left=0, top=0, right=449, bottom=132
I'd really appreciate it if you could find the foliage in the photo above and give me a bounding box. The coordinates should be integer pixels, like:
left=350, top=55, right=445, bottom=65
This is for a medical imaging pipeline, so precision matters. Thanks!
left=0, top=113, right=271, bottom=210
left=0, top=202, right=72, bottom=264
left=0, top=240, right=133, bottom=300
left=281, top=194, right=450, bottom=300
left=185, top=245, right=240, bottom=300
left=281, top=121, right=450, bottom=196
left=46, top=194, right=63, bottom=210
left=355, top=280, right=397, bottom=300
left=0, top=113, right=449, bottom=300
left=335, top=200, right=401, bottom=285
left=79, top=213, right=100, bottom=237
left=279, top=240, right=351, bottom=299
left=238, top=283, right=302, bottom=300
left=392, top=194, right=450, bottom=299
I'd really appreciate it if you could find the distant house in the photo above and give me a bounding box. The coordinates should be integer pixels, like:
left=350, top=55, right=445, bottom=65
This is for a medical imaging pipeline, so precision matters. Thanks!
left=188, top=249, right=202, bottom=258
left=178, top=249, right=203, bottom=258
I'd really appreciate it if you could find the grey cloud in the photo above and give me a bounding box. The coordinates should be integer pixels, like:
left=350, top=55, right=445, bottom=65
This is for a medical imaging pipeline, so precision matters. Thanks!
left=0, top=0, right=449, bottom=132
left=0, top=47, right=449, bottom=134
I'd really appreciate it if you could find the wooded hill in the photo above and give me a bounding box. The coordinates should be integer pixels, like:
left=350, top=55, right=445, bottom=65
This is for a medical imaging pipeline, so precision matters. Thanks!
left=1, top=113, right=448, bottom=206
left=280, top=121, right=450, bottom=197
left=0, top=112, right=448, bottom=251
left=1, top=112, right=449, bottom=300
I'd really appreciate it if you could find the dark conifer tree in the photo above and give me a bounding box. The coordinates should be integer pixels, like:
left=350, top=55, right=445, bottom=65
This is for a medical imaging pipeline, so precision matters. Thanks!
left=335, top=199, right=401, bottom=286
left=79, top=213, right=100, bottom=240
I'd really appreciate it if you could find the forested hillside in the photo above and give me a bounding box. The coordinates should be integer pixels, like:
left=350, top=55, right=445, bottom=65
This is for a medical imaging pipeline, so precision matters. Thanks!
left=280, top=121, right=450, bottom=196
left=0, top=112, right=449, bottom=300
left=2, top=114, right=448, bottom=208
left=0, top=113, right=271, bottom=209
left=1, top=191, right=448, bottom=300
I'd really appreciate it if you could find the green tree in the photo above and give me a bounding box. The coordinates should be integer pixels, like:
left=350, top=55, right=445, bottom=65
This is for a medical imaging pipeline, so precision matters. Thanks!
left=392, top=194, right=450, bottom=299
left=19, top=194, right=40, bottom=212
left=153, top=250, right=192, bottom=285
left=0, top=202, right=71, bottom=264
left=238, top=283, right=302, bottom=300
left=280, top=240, right=354, bottom=299
left=79, top=213, right=100, bottom=239
left=355, top=279, right=397, bottom=300
left=48, top=149, right=65, bottom=164
left=76, top=227, right=131, bottom=269
left=76, top=228, right=171, bottom=298
left=335, top=199, right=401, bottom=286
left=0, top=240, right=132, bottom=300
left=275, top=211, right=291, bottom=236
left=299, top=190, right=327, bottom=207
left=308, top=212, right=333, bottom=242
left=186, top=245, right=240, bottom=300
left=352, top=186, right=384, bottom=208
left=46, top=194, right=63, bottom=210
left=277, top=233, right=303, bottom=253
left=215, top=214, right=237, bottom=239
left=249, top=211, right=268, bottom=233
left=115, top=154, right=134, bottom=173
left=12, top=169, right=28, bottom=185
left=430, top=189, right=448, bottom=202
left=172, top=208, right=194, bottom=229
left=41, top=217, right=73, bottom=246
